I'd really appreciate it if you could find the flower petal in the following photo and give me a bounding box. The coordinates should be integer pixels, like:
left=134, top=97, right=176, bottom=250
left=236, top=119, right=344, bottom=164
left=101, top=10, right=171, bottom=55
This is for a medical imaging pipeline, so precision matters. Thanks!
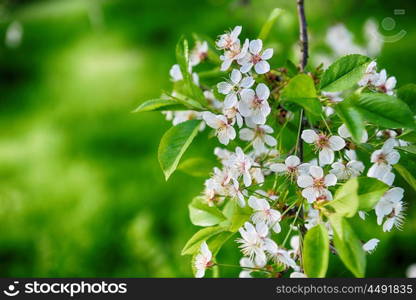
left=261, top=48, right=273, bottom=60
left=319, top=147, right=335, bottom=165
left=256, top=83, right=270, bottom=100
left=249, top=39, right=262, bottom=54
left=301, top=129, right=318, bottom=144
left=309, top=166, right=323, bottom=179
left=297, top=175, right=313, bottom=188
left=329, top=135, right=346, bottom=151
left=285, top=155, right=300, bottom=167
left=254, top=60, right=270, bottom=74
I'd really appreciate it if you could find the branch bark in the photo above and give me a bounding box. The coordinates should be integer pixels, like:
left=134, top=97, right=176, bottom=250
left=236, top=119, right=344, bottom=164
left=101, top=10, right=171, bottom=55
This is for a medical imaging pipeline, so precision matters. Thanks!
left=297, top=0, right=309, bottom=72
left=295, top=0, right=309, bottom=270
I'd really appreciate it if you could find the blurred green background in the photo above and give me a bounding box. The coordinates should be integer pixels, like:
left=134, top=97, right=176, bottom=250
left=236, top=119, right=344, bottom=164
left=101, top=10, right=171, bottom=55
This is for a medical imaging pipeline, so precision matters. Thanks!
left=0, top=0, right=415, bottom=277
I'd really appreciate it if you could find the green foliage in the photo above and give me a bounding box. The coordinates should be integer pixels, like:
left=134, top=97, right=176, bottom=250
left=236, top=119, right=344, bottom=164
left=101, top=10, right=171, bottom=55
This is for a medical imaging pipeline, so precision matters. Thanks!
left=258, top=8, right=284, bottom=40
left=329, top=216, right=366, bottom=277
left=325, top=177, right=359, bottom=217
left=181, top=226, right=226, bottom=256
left=394, top=164, right=416, bottom=192
left=357, top=177, right=389, bottom=211
left=334, top=96, right=365, bottom=143
left=303, top=224, right=329, bottom=278
left=352, top=93, right=416, bottom=130
left=189, top=197, right=227, bottom=226
left=158, top=120, right=201, bottom=180
left=397, top=83, right=416, bottom=114
left=178, top=157, right=214, bottom=177
left=319, top=54, right=371, bottom=92
left=133, top=98, right=188, bottom=112
left=175, top=37, right=206, bottom=104
left=280, top=74, right=322, bottom=117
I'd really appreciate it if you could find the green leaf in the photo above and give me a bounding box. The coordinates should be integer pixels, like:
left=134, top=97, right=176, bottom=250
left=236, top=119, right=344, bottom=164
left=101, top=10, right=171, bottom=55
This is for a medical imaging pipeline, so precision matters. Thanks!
left=133, top=98, right=187, bottom=113
left=280, top=74, right=322, bottom=116
left=258, top=8, right=283, bottom=40
left=181, top=226, right=226, bottom=255
left=189, top=197, right=227, bottom=227
left=158, top=120, right=201, bottom=180
left=324, top=177, right=359, bottom=217
left=398, top=130, right=416, bottom=143
left=357, top=177, right=389, bottom=211
left=319, top=54, right=371, bottom=92
left=334, top=96, right=365, bottom=143
left=223, top=201, right=252, bottom=232
left=178, top=157, right=214, bottom=177
left=352, top=93, right=416, bottom=130
left=207, top=231, right=235, bottom=256
left=284, top=59, right=299, bottom=77
left=303, top=224, right=329, bottom=278
left=394, top=164, right=416, bottom=192
left=397, top=145, right=416, bottom=155
left=397, top=83, right=416, bottom=113
left=175, top=37, right=206, bottom=104
left=329, top=216, right=366, bottom=277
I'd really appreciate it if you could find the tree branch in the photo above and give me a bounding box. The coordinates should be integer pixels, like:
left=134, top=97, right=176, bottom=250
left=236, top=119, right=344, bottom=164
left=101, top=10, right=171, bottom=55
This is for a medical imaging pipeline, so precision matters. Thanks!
left=295, top=0, right=309, bottom=270
left=297, top=0, right=309, bottom=72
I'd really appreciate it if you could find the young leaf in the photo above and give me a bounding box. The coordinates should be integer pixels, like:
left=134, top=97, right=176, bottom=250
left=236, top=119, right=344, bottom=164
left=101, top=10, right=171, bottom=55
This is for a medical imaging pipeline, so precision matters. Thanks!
left=176, top=37, right=206, bottom=104
left=258, top=8, right=283, bottom=40
left=324, top=177, right=359, bottom=217
left=329, top=216, right=366, bottom=277
left=357, top=177, right=389, bottom=211
left=397, top=145, right=416, bottom=155
left=225, top=202, right=252, bottom=232
left=133, top=98, right=187, bottom=113
left=394, top=164, right=416, bottom=192
left=352, top=93, right=416, bottom=130
left=158, top=119, right=201, bottom=180
left=334, top=96, right=365, bottom=143
left=189, top=197, right=227, bottom=227
left=397, top=83, right=416, bottom=113
left=319, top=54, right=371, bottom=92
left=280, top=74, right=322, bottom=116
left=181, top=226, right=226, bottom=255
left=303, top=224, right=329, bottom=278
left=207, top=231, right=235, bottom=256
left=178, top=157, right=214, bottom=177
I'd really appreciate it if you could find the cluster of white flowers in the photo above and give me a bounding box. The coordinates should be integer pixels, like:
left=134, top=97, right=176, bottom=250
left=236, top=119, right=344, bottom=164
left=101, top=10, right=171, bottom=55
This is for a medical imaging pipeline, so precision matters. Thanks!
left=358, top=61, right=397, bottom=95
left=158, top=25, right=411, bottom=278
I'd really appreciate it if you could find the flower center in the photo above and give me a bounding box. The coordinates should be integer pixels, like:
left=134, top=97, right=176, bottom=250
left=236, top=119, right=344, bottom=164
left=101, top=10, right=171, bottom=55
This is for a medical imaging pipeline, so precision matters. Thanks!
left=315, top=135, right=329, bottom=149
left=250, top=54, right=262, bottom=64
left=376, top=153, right=387, bottom=164
left=313, top=178, right=326, bottom=189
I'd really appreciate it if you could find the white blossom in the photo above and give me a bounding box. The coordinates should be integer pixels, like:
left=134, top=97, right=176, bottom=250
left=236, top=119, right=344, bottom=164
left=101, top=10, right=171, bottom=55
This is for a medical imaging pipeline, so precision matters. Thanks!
left=217, top=69, right=254, bottom=109
left=194, top=241, right=213, bottom=278
left=216, top=25, right=242, bottom=50
left=239, top=122, right=276, bottom=154
left=228, top=147, right=253, bottom=187
left=290, top=272, right=307, bottom=278
left=375, top=187, right=405, bottom=232
left=330, top=160, right=364, bottom=180
left=362, top=238, right=380, bottom=254
left=239, top=257, right=265, bottom=278
left=406, top=264, right=416, bottom=278
left=239, top=83, right=271, bottom=124
left=203, top=112, right=236, bottom=145
left=248, top=196, right=281, bottom=233
left=338, top=124, right=368, bottom=143
left=301, top=130, right=346, bottom=165
left=238, top=39, right=273, bottom=74
left=237, top=222, right=277, bottom=266
left=190, top=41, right=208, bottom=66
left=368, top=138, right=400, bottom=181
left=358, top=61, right=378, bottom=86
left=297, top=166, right=337, bottom=203
left=271, top=248, right=298, bottom=270
left=270, top=155, right=310, bottom=177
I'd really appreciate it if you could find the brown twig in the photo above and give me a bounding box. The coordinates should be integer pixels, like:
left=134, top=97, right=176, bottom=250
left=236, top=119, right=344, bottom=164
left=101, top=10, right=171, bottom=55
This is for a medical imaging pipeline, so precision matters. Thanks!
left=295, top=0, right=309, bottom=270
